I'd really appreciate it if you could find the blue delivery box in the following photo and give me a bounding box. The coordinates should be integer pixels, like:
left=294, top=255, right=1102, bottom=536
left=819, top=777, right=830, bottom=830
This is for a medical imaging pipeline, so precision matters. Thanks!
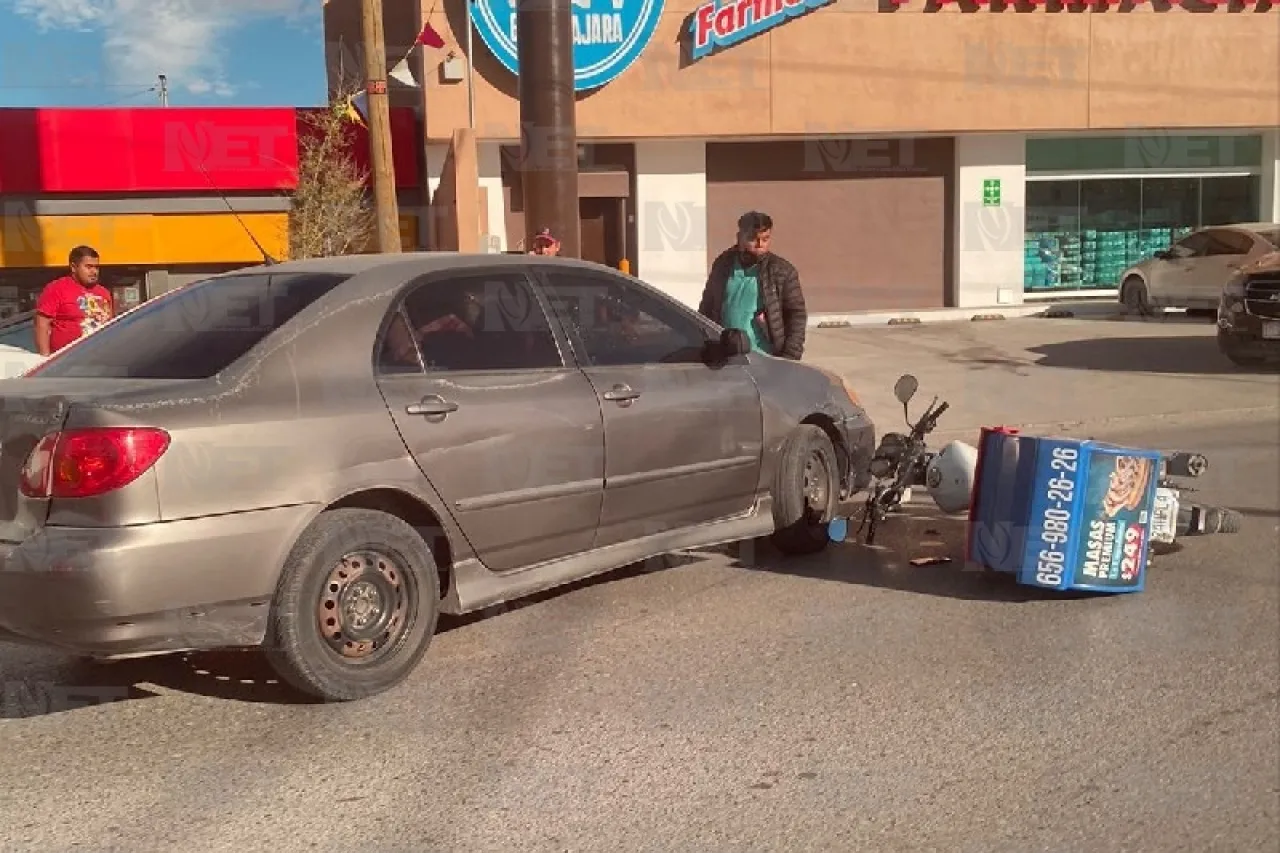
left=966, top=427, right=1161, bottom=594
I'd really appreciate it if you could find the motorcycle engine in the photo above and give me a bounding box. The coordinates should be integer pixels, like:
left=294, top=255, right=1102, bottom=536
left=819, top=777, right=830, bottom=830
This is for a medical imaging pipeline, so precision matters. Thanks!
left=869, top=432, right=910, bottom=478
left=925, top=440, right=979, bottom=515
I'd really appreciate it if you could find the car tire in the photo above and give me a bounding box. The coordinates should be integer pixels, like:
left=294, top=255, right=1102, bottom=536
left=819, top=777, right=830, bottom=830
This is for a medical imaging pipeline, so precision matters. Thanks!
left=1121, top=277, right=1152, bottom=317
left=264, top=508, right=440, bottom=702
left=770, top=425, right=839, bottom=556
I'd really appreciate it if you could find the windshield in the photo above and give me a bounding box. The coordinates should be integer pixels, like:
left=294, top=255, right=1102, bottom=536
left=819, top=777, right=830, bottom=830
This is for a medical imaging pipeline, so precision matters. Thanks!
left=32, top=271, right=350, bottom=380
left=0, top=316, right=36, bottom=353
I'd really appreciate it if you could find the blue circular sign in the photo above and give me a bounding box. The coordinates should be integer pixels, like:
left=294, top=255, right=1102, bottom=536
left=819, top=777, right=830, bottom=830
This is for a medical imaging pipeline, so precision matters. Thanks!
left=470, top=0, right=665, bottom=92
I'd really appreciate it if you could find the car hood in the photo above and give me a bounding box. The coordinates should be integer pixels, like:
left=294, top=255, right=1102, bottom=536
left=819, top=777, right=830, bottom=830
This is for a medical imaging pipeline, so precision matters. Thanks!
left=0, top=346, right=48, bottom=379
left=1241, top=250, right=1280, bottom=275
left=1125, top=256, right=1161, bottom=275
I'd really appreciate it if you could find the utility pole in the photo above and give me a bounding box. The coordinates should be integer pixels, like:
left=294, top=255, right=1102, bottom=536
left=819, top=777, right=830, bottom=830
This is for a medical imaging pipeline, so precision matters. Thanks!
left=361, top=0, right=402, bottom=253
left=157, top=74, right=168, bottom=106
left=516, top=0, right=580, bottom=258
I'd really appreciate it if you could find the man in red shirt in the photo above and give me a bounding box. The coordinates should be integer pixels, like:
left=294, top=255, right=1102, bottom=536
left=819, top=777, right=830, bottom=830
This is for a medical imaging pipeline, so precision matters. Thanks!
left=34, top=245, right=114, bottom=356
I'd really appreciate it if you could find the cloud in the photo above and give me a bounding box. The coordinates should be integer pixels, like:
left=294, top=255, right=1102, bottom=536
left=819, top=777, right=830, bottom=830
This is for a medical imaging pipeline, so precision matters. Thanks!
left=11, top=0, right=315, bottom=98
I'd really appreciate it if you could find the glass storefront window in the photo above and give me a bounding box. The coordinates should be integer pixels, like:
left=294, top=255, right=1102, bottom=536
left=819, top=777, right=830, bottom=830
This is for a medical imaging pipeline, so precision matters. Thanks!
left=1202, top=176, right=1261, bottom=227
left=1025, top=182, right=1080, bottom=291
left=1023, top=175, right=1263, bottom=292
left=1079, top=180, right=1143, bottom=291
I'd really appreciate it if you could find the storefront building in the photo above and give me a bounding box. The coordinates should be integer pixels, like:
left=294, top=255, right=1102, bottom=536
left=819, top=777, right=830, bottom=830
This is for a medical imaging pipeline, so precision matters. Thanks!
left=0, top=106, right=423, bottom=316
left=324, top=0, right=1279, bottom=313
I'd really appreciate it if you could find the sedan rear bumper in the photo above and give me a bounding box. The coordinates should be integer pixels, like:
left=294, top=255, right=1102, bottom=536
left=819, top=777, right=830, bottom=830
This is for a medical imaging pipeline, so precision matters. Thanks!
left=0, top=504, right=316, bottom=657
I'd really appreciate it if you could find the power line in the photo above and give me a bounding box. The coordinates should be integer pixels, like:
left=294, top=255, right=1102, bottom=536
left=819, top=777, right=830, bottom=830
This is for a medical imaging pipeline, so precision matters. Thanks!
left=97, top=86, right=159, bottom=106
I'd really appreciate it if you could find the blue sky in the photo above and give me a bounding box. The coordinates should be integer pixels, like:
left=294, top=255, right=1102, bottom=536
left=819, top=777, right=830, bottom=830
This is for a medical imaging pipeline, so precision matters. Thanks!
left=0, top=0, right=328, bottom=107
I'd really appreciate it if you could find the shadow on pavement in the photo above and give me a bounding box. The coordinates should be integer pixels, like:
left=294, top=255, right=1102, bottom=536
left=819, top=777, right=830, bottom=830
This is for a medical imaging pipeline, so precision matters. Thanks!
left=1029, top=335, right=1279, bottom=376
left=723, top=513, right=1093, bottom=603
left=0, top=554, right=711, bottom=718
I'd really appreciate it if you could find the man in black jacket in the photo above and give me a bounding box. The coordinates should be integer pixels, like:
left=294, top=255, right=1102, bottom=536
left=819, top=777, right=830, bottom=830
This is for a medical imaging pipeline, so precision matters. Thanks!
left=698, top=211, right=807, bottom=361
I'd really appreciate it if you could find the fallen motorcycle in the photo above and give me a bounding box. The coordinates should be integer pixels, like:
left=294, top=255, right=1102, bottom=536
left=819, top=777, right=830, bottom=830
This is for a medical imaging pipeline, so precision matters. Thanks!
left=828, top=373, right=1240, bottom=594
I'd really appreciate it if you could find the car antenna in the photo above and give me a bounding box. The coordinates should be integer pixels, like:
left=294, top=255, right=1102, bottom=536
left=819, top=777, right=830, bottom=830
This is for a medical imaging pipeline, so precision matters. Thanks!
left=194, top=161, right=279, bottom=266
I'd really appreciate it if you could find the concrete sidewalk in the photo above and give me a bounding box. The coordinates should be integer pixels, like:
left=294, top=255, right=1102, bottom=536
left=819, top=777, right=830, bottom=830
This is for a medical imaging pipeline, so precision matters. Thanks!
left=807, top=296, right=1125, bottom=328
left=805, top=315, right=1280, bottom=442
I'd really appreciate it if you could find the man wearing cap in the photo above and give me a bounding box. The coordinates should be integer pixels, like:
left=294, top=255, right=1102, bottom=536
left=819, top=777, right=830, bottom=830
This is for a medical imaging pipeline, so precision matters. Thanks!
left=529, top=227, right=561, bottom=256
left=698, top=211, right=807, bottom=360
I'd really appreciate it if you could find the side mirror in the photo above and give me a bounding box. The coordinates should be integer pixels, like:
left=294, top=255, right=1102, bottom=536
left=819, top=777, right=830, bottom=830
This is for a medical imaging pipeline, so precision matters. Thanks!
left=893, top=374, right=919, bottom=405
left=720, top=327, right=751, bottom=357
left=1154, top=249, right=1173, bottom=261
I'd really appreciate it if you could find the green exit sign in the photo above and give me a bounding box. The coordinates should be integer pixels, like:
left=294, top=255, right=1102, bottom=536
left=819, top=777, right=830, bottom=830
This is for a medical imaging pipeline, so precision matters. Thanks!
left=982, top=178, right=1002, bottom=207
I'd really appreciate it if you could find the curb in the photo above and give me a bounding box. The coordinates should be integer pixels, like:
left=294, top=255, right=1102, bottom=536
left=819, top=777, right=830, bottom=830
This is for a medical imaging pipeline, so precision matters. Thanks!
left=807, top=301, right=1126, bottom=329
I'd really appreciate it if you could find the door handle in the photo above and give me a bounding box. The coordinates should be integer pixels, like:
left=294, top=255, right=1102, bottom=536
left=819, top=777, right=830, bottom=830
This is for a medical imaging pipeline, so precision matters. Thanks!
left=602, top=384, right=641, bottom=403
left=406, top=395, right=458, bottom=416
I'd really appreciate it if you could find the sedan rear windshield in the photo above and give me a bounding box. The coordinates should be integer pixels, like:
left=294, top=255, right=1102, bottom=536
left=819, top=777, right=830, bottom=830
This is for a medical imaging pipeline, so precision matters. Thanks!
left=1253, top=228, right=1280, bottom=250
left=33, top=272, right=350, bottom=380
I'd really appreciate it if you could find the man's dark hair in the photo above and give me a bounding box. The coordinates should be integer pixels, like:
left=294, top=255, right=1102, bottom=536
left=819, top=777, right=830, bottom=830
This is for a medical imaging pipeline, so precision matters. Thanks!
left=737, top=211, right=772, bottom=236
left=69, top=245, right=100, bottom=265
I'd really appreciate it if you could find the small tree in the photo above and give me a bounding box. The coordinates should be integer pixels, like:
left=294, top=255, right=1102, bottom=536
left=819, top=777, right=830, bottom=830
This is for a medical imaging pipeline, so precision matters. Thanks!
left=288, top=92, right=376, bottom=260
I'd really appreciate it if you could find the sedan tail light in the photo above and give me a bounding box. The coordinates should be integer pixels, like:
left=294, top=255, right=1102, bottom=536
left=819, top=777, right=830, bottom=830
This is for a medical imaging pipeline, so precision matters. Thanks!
left=19, top=427, right=171, bottom=500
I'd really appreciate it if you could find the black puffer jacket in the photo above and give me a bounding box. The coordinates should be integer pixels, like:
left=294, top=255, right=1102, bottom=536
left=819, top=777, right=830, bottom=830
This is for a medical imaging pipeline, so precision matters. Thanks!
left=698, top=248, right=808, bottom=360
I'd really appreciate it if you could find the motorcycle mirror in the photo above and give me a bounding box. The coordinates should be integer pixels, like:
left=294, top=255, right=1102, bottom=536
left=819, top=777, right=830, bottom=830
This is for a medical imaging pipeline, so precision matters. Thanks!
left=893, top=374, right=919, bottom=405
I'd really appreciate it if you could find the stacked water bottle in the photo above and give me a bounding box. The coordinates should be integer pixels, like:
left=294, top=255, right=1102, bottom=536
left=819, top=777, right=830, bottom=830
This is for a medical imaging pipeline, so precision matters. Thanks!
left=1026, top=225, right=1198, bottom=290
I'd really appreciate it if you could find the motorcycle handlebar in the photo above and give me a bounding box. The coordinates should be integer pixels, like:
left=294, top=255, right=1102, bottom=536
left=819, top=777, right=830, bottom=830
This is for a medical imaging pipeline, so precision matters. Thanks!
left=913, top=400, right=949, bottom=437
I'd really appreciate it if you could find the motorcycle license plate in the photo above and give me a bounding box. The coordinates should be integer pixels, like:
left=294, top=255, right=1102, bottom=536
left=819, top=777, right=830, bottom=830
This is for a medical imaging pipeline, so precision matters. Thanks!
left=1151, top=488, right=1179, bottom=544
left=1262, top=321, right=1280, bottom=340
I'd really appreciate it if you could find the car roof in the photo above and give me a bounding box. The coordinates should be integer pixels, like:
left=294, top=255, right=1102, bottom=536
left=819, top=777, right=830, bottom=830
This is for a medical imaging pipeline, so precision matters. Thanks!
left=1202, top=222, right=1280, bottom=234
left=221, top=251, right=614, bottom=278
left=208, top=252, right=626, bottom=303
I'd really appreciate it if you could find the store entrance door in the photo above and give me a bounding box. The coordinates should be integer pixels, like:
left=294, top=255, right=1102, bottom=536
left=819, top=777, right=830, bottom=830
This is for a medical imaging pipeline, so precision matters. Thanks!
left=579, top=197, right=625, bottom=269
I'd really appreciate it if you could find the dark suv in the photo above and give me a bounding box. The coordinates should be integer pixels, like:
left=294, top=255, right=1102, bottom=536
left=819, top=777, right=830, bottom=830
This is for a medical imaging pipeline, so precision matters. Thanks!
left=1217, top=251, right=1280, bottom=367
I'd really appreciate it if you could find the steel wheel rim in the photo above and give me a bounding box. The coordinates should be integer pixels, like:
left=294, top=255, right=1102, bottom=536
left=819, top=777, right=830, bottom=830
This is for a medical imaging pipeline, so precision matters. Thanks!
left=317, top=549, right=416, bottom=664
left=802, top=449, right=832, bottom=521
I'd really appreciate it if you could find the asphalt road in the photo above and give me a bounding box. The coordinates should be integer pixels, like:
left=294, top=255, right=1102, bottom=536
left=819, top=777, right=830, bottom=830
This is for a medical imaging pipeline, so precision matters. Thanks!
left=1, top=413, right=1277, bottom=853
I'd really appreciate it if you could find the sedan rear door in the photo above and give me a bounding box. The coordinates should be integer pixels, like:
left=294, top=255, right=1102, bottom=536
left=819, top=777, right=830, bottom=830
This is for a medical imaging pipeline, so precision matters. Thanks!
left=373, top=267, right=606, bottom=573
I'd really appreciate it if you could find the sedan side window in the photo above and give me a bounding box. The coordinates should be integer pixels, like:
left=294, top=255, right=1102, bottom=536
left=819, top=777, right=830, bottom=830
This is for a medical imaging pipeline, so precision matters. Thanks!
left=0, top=320, right=35, bottom=353
left=540, top=272, right=712, bottom=367
left=1171, top=232, right=1211, bottom=258
left=1203, top=229, right=1253, bottom=256
left=374, top=271, right=563, bottom=374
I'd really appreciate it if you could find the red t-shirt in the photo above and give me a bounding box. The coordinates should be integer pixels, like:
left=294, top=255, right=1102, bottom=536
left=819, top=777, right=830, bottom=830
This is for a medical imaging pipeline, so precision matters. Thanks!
left=35, top=276, right=114, bottom=354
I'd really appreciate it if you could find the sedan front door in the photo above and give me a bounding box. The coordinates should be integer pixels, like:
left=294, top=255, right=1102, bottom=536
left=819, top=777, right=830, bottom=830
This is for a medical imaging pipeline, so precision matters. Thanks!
left=374, top=268, right=605, bottom=573
left=1148, top=230, right=1213, bottom=306
left=535, top=269, right=765, bottom=549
